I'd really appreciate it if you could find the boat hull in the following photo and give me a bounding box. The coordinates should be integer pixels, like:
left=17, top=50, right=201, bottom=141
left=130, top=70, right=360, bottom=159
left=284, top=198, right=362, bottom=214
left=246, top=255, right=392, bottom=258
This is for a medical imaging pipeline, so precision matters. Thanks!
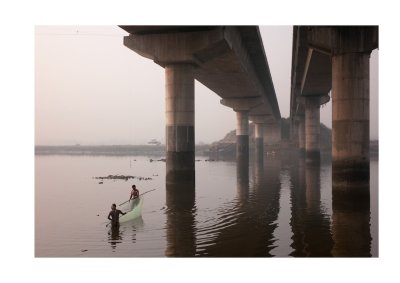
left=119, top=197, right=144, bottom=223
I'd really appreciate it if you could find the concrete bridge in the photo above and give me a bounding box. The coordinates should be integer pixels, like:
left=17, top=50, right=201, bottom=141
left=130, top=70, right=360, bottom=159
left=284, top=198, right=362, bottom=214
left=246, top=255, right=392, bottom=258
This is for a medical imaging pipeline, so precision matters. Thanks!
left=290, top=26, right=378, bottom=197
left=120, top=26, right=281, bottom=185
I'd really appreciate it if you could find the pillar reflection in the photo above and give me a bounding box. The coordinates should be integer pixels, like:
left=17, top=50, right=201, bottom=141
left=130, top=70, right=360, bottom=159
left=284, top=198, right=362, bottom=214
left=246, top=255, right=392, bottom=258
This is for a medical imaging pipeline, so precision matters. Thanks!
left=165, top=183, right=196, bottom=257
left=332, top=180, right=371, bottom=257
left=199, top=156, right=281, bottom=257
left=253, top=152, right=264, bottom=192
left=290, top=159, right=333, bottom=256
left=289, top=158, right=306, bottom=256
left=260, top=157, right=283, bottom=256
left=237, top=155, right=249, bottom=201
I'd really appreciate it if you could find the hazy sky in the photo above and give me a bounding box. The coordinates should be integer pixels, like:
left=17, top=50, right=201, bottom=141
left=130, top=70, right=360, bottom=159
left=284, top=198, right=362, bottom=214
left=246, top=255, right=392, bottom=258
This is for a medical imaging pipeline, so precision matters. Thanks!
left=3, top=0, right=397, bottom=280
left=35, top=26, right=378, bottom=145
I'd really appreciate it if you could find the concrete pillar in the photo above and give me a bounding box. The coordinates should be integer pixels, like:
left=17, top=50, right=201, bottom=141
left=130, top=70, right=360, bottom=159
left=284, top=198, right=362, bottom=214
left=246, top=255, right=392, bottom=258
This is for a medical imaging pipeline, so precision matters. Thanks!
left=236, top=110, right=249, bottom=183
left=298, top=114, right=305, bottom=156
left=220, top=97, right=262, bottom=185
left=329, top=27, right=375, bottom=254
left=305, top=96, right=320, bottom=163
left=236, top=110, right=249, bottom=157
left=165, top=64, right=195, bottom=185
left=330, top=26, right=377, bottom=197
left=254, top=122, right=264, bottom=163
left=291, top=119, right=299, bottom=148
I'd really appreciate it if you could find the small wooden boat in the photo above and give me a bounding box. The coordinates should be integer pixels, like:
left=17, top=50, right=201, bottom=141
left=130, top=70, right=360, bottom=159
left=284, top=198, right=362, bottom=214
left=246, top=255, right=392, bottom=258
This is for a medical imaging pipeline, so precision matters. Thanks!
left=119, top=197, right=144, bottom=223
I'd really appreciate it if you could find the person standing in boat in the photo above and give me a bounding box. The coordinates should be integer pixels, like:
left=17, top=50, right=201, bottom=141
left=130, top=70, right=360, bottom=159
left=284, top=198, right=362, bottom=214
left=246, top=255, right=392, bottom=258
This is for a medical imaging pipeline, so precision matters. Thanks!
left=129, top=184, right=140, bottom=201
left=108, top=203, right=126, bottom=229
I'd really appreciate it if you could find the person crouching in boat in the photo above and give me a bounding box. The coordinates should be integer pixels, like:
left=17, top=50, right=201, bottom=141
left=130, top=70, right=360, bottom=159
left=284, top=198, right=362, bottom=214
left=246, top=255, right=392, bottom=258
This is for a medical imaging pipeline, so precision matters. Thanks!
left=129, top=185, right=140, bottom=201
left=108, top=203, right=126, bottom=229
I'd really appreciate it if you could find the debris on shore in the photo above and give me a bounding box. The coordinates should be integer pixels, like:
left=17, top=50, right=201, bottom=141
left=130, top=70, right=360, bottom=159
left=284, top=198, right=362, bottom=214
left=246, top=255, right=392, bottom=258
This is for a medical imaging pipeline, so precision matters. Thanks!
left=149, top=158, right=166, bottom=162
left=94, top=174, right=153, bottom=181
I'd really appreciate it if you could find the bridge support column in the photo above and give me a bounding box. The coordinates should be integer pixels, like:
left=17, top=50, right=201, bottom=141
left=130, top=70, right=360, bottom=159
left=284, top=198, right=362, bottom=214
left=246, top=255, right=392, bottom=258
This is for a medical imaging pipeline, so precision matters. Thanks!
left=298, top=114, right=306, bottom=157
left=305, top=96, right=321, bottom=164
left=254, top=122, right=264, bottom=163
left=250, top=115, right=270, bottom=162
left=236, top=110, right=250, bottom=169
left=221, top=97, right=262, bottom=185
left=332, top=52, right=370, bottom=196
left=291, top=118, right=299, bottom=149
left=331, top=27, right=376, bottom=198
left=165, top=64, right=195, bottom=185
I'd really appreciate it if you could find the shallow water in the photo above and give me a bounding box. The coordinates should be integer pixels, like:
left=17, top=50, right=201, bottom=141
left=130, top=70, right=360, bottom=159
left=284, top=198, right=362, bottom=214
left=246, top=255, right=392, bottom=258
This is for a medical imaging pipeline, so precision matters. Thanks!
left=35, top=154, right=378, bottom=257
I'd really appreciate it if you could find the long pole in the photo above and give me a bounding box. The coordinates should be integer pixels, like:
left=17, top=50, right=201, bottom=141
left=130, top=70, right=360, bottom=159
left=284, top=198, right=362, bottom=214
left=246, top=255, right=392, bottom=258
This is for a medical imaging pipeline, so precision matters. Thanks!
left=118, top=189, right=156, bottom=206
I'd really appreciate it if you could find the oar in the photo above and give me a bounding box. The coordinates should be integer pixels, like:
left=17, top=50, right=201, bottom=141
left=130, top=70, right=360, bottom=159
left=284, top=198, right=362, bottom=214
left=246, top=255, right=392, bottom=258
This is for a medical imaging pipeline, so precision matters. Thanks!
left=118, top=189, right=156, bottom=206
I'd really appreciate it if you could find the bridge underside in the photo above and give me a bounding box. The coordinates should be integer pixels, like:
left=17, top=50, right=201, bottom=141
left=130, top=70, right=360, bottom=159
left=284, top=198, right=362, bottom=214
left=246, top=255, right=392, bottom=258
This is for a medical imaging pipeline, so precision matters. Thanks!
left=291, top=26, right=332, bottom=118
left=120, top=26, right=280, bottom=121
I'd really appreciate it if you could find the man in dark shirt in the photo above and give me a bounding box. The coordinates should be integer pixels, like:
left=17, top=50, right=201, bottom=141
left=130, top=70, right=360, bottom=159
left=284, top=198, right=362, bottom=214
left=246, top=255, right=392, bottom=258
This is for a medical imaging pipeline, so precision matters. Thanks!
left=107, top=203, right=126, bottom=229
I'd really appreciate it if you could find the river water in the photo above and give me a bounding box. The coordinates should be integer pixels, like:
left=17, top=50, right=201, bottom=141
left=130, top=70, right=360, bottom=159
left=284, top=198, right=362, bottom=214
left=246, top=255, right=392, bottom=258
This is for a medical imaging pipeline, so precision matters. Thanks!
left=35, top=154, right=378, bottom=257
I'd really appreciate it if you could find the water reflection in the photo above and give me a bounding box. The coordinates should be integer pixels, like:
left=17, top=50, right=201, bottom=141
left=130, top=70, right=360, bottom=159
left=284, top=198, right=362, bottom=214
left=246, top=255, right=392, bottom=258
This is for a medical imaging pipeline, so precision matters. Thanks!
left=35, top=155, right=377, bottom=257
left=237, top=151, right=249, bottom=188
left=196, top=156, right=281, bottom=257
left=163, top=154, right=373, bottom=257
left=332, top=182, right=371, bottom=257
left=331, top=155, right=371, bottom=256
left=258, top=158, right=283, bottom=255
left=108, top=225, right=123, bottom=250
left=253, top=153, right=264, bottom=191
left=130, top=217, right=144, bottom=244
left=107, top=217, right=144, bottom=250
left=289, top=159, right=334, bottom=256
left=165, top=183, right=196, bottom=257
left=237, top=157, right=249, bottom=201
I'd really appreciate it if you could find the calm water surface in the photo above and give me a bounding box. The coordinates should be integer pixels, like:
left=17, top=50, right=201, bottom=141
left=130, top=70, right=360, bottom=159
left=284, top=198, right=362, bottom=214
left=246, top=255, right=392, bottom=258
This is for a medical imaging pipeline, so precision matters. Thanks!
left=35, top=155, right=378, bottom=257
